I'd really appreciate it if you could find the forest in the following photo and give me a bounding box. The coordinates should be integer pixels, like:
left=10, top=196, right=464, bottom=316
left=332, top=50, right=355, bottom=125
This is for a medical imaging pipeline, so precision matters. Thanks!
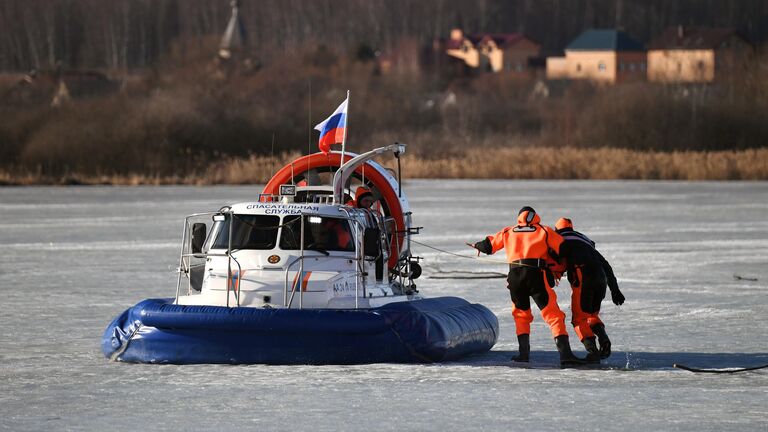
left=2, top=0, right=767, bottom=71
left=1, top=0, right=767, bottom=183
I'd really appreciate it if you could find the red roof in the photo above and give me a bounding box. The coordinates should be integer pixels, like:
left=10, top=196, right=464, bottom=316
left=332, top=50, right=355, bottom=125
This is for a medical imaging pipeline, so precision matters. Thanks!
left=478, top=33, right=522, bottom=47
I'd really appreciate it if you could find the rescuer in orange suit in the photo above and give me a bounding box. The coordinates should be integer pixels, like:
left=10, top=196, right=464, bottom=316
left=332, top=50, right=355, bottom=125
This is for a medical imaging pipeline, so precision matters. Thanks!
left=555, top=217, right=625, bottom=360
left=470, top=206, right=584, bottom=365
left=321, top=218, right=353, bottom=251
left=354, top=186, right=376, bottom=209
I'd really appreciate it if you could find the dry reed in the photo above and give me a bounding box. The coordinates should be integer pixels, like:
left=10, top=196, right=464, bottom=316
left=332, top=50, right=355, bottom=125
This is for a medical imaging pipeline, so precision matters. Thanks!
left=1, top=147, right=767, bottom=185
left=399, top=147, right=768, bottom=180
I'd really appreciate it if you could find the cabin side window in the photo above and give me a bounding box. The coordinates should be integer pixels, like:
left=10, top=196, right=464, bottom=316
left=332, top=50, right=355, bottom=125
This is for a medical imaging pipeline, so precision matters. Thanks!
left=210, top=215, right=280, bottom=250
left=280, top=215, right=355, bottom=252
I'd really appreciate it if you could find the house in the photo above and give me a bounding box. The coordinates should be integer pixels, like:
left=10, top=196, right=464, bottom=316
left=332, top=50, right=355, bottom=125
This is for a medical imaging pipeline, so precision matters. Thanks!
left=444, top=29, right=541, bottom=75
left=546, top=29, right=646, bottom=84
left=475, top=34, right=541, bottom=73
left=647, top=26, right=753, bottom=83
left=445, top=29, right=481, bottom=69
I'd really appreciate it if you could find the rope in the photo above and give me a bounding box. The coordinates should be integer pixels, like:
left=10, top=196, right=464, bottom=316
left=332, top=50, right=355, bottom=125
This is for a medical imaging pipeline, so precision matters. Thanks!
left=410, top=239, right=507, bottom=264
left=427, top=269, right=506, bottom=279
left=410, top=239, right=544, bottom=269
left=430, top=274, right=506, bottom=279
left=438, top=270, right=507, bottom=276
left=673, top=363, right=768, bottom=373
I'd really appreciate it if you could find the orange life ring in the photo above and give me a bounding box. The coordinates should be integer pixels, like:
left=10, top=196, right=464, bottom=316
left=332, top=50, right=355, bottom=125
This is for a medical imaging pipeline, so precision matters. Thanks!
left=262, top=152, right=405, bottom=270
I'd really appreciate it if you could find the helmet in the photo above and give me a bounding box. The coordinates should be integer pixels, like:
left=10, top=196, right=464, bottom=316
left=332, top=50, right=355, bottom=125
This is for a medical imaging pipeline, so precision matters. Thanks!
left=355, top=186, right=375, bottom=209
left=555, top=217, right=573, bottom=232
left=517, top=206, right=540, bottom=226
left=355, top=186, right=373, bottom=200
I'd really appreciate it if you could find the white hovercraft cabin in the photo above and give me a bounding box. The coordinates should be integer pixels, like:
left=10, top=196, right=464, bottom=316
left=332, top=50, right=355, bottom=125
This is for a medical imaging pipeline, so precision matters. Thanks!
left=176, top=144, right=421, bottom=310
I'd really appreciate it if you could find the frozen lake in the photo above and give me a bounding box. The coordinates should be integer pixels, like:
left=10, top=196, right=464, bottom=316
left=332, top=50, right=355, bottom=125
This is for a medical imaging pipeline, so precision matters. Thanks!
left=1, top=181, right=767, bottom=431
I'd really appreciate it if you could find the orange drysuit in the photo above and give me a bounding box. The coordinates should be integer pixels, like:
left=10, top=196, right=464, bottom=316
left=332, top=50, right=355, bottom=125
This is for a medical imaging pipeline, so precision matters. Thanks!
left=475, top=209, right=568, bottom=338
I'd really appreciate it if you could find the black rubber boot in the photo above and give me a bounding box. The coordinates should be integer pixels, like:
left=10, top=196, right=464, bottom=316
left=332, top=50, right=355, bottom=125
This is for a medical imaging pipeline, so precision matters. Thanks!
left=591, top=324, right=612, bottom=359
left=582, top=337, right=601, bottom=363
left=555, top=335, right=586, bottom=366
left=511, top=334, right=530, bottom=362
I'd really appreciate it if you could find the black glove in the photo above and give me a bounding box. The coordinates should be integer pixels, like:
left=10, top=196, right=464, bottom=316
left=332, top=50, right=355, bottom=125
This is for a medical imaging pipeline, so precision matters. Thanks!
left=473, top=238, right=493, bottom=255
left=610, top=288, right=625, bottom=306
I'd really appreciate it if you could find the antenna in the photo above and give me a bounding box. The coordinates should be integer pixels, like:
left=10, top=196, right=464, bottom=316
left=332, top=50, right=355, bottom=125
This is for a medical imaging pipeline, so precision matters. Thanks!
left=270, top=132, right=275, bottom=177
left=308, top=80, right=312, bottom=176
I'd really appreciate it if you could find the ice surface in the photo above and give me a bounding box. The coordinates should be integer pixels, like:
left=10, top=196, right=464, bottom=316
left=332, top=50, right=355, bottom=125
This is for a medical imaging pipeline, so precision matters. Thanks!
left=1, top=182, right=766, bottom=431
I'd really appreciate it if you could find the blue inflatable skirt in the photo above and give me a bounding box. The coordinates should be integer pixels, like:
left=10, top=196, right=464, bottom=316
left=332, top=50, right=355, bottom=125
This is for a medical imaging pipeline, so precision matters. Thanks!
left=102, top=297, right=498, bottom=364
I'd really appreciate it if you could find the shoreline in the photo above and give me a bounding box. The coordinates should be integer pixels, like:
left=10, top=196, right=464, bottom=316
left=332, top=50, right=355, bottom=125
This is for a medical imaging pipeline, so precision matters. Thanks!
left=2, top=147, right=767, bottom=185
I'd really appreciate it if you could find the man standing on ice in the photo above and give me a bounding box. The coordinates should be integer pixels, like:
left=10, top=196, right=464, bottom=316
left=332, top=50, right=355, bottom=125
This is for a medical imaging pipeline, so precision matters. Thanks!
left=554, top=217, right=625, bottom=360
left=470, top=206, right=584, bottom=366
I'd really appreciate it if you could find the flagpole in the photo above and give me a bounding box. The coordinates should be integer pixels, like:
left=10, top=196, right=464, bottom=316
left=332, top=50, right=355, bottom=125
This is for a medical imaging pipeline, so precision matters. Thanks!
left=340, top=90, right=350, bottom=164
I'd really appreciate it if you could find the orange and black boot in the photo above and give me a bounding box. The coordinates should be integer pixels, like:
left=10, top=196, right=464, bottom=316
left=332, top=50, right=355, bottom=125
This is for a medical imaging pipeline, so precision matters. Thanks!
left=512, top=334, right=530, bottom=362
left=555, top=335, right=586, bottom=366
left=582, top=337, right=601, bottom=363
left=591, top=324, right=612, bottom=359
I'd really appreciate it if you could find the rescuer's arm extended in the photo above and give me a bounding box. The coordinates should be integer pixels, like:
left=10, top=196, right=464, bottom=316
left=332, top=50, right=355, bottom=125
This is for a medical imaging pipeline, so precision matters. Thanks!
left=469, top=228, right=508, bottom=255
left=598, top=252, right=624, bottom=305
left=470, top=238, right=493, bottom=255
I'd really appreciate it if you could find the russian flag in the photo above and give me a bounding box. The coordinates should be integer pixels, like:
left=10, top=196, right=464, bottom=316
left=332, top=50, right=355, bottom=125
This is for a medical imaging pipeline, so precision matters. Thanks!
left=314, top=97, right=348, bottom=154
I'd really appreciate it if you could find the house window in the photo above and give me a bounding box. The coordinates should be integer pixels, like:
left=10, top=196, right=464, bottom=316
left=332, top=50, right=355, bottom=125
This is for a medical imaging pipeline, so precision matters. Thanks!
left=629, top=63, right=636, bottom=72
left=697, top=61, right=705, bottom=70
left=576, top=63, right=582, bottom=72
left=640, top=63, right=646, bottom=71
left=516, top=62, right=524, bottom=72
left=598, top=62, right=606, bottom=72
left=619, top=62, right=625, bottom=71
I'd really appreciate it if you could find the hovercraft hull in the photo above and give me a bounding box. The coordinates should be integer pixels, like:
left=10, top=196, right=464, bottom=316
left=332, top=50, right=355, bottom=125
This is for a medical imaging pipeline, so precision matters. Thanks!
left=102, top=297, right=498, bottom=364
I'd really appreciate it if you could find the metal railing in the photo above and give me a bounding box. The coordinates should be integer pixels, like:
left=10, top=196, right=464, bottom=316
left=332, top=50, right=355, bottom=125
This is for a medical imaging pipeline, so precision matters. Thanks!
left=175, top=208, right=398, bottom=309
left=174, top=211, right=242, bottom=307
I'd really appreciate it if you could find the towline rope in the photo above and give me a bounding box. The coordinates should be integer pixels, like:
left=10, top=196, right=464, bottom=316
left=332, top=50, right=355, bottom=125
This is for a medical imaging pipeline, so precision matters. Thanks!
left=430, top=271, right=506, bottom=279
left=410, top=239, right=506, bottom=264
left=410, top=239, right=543, bottom=268
left=673, top=363, right=768, bottom=373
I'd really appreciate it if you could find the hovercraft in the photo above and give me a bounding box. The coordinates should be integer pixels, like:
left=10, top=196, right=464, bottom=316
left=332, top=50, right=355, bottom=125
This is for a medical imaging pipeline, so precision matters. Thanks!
left=102, top=144, right=498, bottom=364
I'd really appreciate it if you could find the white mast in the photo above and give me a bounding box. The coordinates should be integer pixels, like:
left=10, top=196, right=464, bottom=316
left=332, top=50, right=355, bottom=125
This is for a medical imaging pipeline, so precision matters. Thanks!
left=340, top=89, right=350, bottom=162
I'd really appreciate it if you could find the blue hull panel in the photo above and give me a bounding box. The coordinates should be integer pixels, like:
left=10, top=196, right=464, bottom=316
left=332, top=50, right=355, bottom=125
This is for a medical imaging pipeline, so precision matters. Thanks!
left=102, top=297, right=499, bottom=364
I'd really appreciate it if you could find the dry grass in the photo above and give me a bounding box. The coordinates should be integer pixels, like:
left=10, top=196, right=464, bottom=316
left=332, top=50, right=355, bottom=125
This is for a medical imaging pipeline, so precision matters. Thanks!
left=201, top=153, right=302, bottom=184
left=0, top=154, right=297, bottom=185
left=2, top=147, right=767, bottom=185
left=400, top=147, right=768, bottom=180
